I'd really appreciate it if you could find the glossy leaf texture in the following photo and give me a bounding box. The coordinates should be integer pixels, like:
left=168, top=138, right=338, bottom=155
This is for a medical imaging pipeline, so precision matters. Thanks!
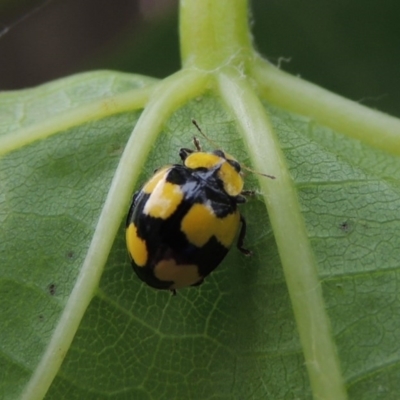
left=1, top=66, right=400, bottom=400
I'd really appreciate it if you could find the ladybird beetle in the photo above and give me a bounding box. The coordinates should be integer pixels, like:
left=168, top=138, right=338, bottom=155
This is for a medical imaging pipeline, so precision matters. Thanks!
left=126, top=131, right=253, bottom=294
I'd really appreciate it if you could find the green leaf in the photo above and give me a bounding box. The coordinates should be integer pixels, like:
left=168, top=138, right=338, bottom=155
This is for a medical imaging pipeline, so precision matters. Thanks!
left=2, top=1, right=400, bottom=399
left=0, top=71, right=154, bottom=398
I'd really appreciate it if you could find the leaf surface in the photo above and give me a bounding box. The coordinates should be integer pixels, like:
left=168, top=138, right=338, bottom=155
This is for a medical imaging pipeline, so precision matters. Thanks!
left=1, top=68, right=400, bottom=399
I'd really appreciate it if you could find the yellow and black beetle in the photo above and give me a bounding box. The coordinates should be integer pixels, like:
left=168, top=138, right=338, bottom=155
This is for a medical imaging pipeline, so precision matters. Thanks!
left=126, top=123, right=264, bottom=294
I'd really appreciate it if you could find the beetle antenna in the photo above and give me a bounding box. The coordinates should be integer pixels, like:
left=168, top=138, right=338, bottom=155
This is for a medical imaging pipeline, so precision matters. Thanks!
left=191, top=119, right=220, bottom=149
left=241, top=165, right=275, bottom=179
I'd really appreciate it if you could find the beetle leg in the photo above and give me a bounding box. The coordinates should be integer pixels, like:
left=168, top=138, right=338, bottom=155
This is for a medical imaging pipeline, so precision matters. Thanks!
left=237, top=214, right=252, bottom=256
left=235, top=190, right=256, bottom=204
left=235, top=195, right=247, bottom=204
left=241, top=189, right=256, bottom=196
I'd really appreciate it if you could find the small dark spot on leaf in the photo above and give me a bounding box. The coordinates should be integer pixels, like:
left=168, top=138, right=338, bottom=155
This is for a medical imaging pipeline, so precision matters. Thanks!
left=66, top=250, right=74, bottom=259
left=38, top=315, right=44, bottom=322
left=48, top=283, right=56, bottom=296
left=339, top=220, right=352, bottom=233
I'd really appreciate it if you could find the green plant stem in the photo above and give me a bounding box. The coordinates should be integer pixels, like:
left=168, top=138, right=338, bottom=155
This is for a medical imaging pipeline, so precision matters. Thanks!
left=0, top=85, right=154, bottom=157
left=180, top=0, right=253, bottom=70
left=181, top=0, right=349, bottom=398
left=217, top=68, right=348, bottom=400
left=252, top=58, right=400, bottom=156
left=20, top=69, right=209, bottom=400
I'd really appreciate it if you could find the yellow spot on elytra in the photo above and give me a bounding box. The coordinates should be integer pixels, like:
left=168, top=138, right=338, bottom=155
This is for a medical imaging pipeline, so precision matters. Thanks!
left=126, top=224, right=147, bottom=267
left=181, top=203, right=240, bottom=248
left=142, top=166, right=170, bottom=194
left=144, top=181, right=184, bottom=219
left=154, top=259, right=201, bottom=289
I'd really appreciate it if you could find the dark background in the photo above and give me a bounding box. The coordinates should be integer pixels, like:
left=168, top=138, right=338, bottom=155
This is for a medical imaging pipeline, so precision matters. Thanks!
left=0, top=0, right=399, bottom=117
